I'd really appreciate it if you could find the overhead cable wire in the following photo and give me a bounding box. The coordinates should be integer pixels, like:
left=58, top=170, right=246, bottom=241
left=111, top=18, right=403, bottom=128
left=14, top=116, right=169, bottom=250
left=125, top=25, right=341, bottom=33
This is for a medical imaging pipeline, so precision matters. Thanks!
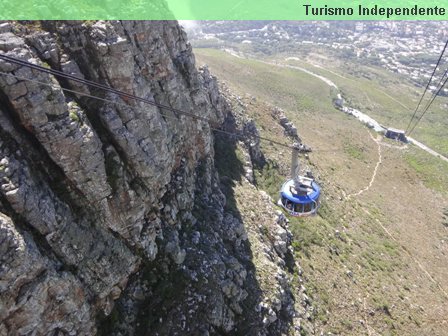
left=405, top=39, right=448, bottom=134
left=0, top=54, right=325, bottom=150
left=407, top=66, right=448, bottom=133
left=0, top=53, right=211, bottom=122
left=407, top=74, right=448, bottom=136
left=0, top=55, right=396, bottom=153
left=0, top=62, right=310, bottom=152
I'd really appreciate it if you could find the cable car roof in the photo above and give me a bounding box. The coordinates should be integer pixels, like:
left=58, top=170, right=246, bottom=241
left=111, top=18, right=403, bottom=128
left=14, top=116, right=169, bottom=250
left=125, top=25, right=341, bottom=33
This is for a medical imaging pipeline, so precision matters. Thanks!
left=280, top=179, right=320, bottom=204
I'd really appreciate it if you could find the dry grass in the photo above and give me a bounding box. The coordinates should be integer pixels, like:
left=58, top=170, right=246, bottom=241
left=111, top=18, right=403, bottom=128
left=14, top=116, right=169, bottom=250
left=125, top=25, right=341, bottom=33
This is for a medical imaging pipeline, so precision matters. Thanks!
left=196, top=48, right=448, bottom=335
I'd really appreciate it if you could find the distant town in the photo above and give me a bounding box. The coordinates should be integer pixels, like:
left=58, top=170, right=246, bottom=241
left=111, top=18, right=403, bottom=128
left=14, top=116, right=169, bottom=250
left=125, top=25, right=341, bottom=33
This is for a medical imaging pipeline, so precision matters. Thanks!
left=186, top=21, right=448, bottom=94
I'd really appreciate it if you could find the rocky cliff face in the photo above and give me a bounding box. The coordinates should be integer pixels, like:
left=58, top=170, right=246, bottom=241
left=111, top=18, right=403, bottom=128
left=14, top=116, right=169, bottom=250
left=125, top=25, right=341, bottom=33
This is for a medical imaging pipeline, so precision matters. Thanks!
left=0, top=21, right=311, bottom=336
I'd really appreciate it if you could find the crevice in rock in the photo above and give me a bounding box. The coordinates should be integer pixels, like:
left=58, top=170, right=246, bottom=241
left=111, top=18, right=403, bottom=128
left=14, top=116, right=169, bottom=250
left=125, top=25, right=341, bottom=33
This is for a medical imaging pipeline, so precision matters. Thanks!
left=31, top=23, right=140, bottom=172
left=0, top=95, right=89, bottom=214
left=0, top=21, right=310, bottom=335
left=14, top=269, right=48, bottom=305
left=0, top=101, right=135, bottom=300
left=0, top=195, right=76, bottom=279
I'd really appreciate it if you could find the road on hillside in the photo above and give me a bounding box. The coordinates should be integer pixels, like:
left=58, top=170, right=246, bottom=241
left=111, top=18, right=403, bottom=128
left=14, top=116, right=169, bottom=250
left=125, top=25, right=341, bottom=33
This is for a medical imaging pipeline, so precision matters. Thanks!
left=275, top=59, right=448, bottom=163
left=224, top=50, right=448, bottom=163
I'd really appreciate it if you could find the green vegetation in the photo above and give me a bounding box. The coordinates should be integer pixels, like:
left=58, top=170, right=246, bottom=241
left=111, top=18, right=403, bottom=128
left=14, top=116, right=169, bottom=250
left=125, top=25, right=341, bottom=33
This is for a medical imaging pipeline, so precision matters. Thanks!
left=289, top=217, right=324, bottom=258
left=196, top=47, right=448, bottom=336
left=68, top=102, right=81, bottom=123
left=344, top=142, right=367, bottom=161
left=41, top=61, right=51, bottom=69
left=404, top=147, right=448, bottom=194
left=396, top=53, right=437, bottom=68
left=281, top=55, right=448, bottom=157
left=69, top=110, right=79, bottom=122
left=195, top=49, right=334, bottom=115
left=254, top=160, right=283, bottom=198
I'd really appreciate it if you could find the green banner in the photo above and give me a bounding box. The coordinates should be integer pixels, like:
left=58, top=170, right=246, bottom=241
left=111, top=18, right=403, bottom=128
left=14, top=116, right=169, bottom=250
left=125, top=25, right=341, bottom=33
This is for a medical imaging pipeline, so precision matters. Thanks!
left=0, top=0, right=447, bottom=20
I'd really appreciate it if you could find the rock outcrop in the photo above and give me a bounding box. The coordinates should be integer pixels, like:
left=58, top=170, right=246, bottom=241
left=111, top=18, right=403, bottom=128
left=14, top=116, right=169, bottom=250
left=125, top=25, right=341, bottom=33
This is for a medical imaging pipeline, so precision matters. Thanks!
left=271, top=107, right=301, bottom=142
left=0, top=21, right=311, bottom=336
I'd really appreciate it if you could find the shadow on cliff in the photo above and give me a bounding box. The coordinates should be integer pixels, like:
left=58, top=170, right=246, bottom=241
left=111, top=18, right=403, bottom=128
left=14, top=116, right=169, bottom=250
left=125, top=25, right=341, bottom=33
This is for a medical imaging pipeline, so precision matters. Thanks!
left=99, top=114, right=294, bottom=336
left=210, top=113, right=294, bottom=336
left=213, top=125, right=265, bottom=335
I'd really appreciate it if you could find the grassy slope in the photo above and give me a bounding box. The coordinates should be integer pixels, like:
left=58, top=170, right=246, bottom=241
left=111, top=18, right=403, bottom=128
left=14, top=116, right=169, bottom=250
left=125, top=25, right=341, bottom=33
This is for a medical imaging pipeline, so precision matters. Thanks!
left=195, top=48, right=448, bottom=336
left=276, top=51, right=448, bottom=157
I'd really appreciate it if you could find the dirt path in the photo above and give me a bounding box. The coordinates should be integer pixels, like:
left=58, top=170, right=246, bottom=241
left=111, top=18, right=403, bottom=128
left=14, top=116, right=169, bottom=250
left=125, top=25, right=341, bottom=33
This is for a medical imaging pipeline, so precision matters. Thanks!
left=346, top=132, right=382, bottom=199
left=291, top=57, right=411, bottom=111
left=268, top=57, right=448, bottom=163
left=378, top=140, right=408, bottom=150
left=265, top=60, right=339, bottom=89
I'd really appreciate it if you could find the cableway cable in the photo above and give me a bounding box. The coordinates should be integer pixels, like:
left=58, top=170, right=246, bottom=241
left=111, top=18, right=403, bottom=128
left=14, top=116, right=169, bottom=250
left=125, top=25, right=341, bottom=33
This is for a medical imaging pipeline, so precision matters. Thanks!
left=405, top=39, right=448, bottom=134
left=407, top=66, right=448, bottom=134
left=407, top=74, right=448, bottom=136
left=0, top=55, right=322, bottom=152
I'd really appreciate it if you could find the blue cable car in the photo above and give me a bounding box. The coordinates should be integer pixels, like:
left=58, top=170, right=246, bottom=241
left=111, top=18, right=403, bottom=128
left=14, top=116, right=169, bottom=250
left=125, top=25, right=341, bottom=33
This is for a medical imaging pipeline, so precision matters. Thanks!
left=278, top=177, right=320, bottom=216
left=277, top=143, right=321, bottom=217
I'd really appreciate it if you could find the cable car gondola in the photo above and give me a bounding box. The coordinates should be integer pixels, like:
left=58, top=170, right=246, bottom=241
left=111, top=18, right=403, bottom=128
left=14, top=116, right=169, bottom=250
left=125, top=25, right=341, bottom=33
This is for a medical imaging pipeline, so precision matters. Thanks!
left=278, top=143, right=321, bottom=217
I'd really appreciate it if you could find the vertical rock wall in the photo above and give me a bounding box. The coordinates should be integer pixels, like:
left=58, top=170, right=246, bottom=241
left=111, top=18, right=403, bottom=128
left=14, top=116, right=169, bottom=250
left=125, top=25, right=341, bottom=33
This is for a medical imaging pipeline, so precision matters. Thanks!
left=0, top=21, right=311, bottom=336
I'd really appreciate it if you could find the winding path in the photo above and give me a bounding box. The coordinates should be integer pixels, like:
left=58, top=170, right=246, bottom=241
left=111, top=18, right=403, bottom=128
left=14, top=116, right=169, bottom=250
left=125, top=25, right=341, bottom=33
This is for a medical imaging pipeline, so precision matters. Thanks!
left=346, top=132, right=382, bottom=199
left=275, top=59, right=448, bottom=163
left=270, top=57, right=448, bottom=198
left=225, top=50, right=448, bottom=163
